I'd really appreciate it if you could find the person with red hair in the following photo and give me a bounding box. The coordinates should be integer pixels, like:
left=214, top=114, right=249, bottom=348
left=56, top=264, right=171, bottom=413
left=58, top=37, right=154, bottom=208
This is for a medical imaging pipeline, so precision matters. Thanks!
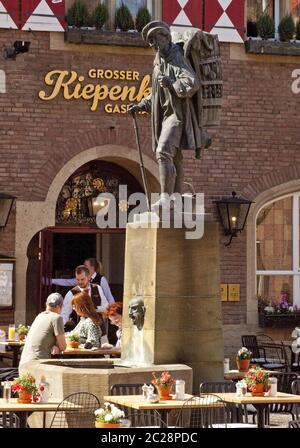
left=67, top=292, right=103, bottom=348
left=102, top=302, right=123, bottom=349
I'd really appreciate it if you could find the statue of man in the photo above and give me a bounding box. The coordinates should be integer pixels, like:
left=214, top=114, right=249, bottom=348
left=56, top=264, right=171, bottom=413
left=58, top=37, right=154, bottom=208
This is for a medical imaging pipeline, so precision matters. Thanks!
left=128, top=296, right=145, bottom=331
left=129, top=21, right=211, bottom=208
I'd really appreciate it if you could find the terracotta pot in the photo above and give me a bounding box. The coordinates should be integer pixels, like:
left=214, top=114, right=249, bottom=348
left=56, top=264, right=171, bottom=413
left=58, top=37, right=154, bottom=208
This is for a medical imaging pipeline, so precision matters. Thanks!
left=251, top=383, right=265, bottom=397
left=17, top=389, right=32, bottom=404
left=156, top=384, right=173, bottom=400
left=19, top=334, right=26, bottom=341
left=67, top=341, right=80, bottom=349
left=95, top=422, right=121, bottom=428
left=236, top=358, right=250, bottom=372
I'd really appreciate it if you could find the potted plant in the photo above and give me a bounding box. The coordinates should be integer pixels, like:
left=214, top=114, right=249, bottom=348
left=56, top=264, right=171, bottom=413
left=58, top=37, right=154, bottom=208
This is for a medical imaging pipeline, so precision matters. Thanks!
left=18, top=324, right=29, bottom=341
left=135, top=6, right=151, bottom=33
left=257, top=13, right=275, bottom=39
left=236, top=347, right=252, bottom=372
left=244, top=366, right=269, bottom=397
left=151, top=371, right=176, bottom=400
left=278, top=13, right=296, bottom=42
left=66, top=0, right=90, bottom=28
left=95, top=402, right=125, bottom=428
left=11, top=374, right=39, bottom=404
left=92, top=2, right=109, bottom=30
left=66, top=333, right=80, bottom=349
left=115, top=2, right=134, bottom=32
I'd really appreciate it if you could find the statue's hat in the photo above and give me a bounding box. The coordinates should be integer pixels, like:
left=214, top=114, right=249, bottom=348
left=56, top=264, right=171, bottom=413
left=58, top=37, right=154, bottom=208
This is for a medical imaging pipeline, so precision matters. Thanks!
left=142, top=20, right=170, bottom=42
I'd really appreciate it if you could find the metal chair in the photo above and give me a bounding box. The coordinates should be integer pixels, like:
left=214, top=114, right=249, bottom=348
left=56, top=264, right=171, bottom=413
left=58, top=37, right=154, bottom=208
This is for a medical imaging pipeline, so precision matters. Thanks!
left=260, top=342, right=289, bottom=371
left=265, top=372, right=298, bottom=425
left=241, top=335, right=266, bottom=365
left=110, top=383, right=161, bottom=428
left=0, top=367, right=20, bottom=428
left=175, top=394, right=227, bottom=428
left=291, top=379, right=300, bottom=419
left=127, top=411, right=166, bottom=428
left=49, top=392, right=100, bottom=428
left=289, top=418, right=300, bottom=428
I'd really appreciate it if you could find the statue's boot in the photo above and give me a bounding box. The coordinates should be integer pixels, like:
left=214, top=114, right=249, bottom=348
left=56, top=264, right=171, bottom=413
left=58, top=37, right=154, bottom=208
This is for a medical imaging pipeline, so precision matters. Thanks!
left=151, top=159, right=176, bottom=211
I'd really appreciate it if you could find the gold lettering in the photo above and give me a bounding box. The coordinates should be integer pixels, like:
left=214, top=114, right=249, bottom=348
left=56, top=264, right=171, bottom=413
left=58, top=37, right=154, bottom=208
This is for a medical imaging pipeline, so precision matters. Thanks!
left=126, top=71, right=132, bottom=81
left=113, top=104, right=121, bottom=113
left=109, top=85, right=123, bottom=101
left=88, top=69, right=96, bottom=78
left=91, top=84, right=109, bottom=111
left=105, top=103, right=113, bottom=113
left=136, top=75, right=151, bottom=101
left=39, top=70, right=78, bottom=101
left=105, top=70, right=113, bottom=79
left=119, top=71, right=125, bottom=80
left=81, top=84, right=96, bottom=100
left=133, top=71, right=139, bottom=81
left=120, top=86, right=137, bottom=102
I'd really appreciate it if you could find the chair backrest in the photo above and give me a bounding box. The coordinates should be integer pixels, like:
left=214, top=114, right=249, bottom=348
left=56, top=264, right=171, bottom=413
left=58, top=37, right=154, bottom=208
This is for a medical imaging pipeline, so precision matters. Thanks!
left=268, top=372, right=298, bottom=414
left=175, top=394, right=227, bottom=428
left=49, top=392, right=100, bottom=428
left=128, top=411, right=165, bottom=428
left=256, top=333, right=276, bottom=345
left=291, top=379, right=300, bottom=419
left=289, top=419, right=300, bottom=428
left=110, top=383, right=160, bottom=427
left=241, top=335, right=260, bottom=358
left=200, top=381, right=241, bottom=423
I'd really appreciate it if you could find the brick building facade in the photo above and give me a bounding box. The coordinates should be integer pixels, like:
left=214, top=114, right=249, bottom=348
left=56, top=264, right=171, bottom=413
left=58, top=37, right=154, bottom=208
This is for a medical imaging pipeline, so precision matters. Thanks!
left=0, top=0, right=300, bottom=362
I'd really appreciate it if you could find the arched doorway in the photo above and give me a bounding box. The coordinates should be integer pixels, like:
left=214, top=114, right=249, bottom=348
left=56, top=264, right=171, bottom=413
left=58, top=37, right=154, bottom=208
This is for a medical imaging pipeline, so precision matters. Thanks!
left=23, top=155, right=159, bottom=323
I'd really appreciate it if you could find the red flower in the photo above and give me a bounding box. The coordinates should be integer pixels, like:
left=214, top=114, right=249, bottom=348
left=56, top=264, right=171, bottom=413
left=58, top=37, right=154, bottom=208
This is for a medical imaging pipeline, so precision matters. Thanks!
left=39, top=386, right=45, bottom=392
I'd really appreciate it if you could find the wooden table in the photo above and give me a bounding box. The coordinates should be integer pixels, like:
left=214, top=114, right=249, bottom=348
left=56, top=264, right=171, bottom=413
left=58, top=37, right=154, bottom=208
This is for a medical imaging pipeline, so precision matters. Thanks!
left=0, top=398, right=82, bottom=428
left=217, top=392, right=300, bottom=428
left=103, top=394, right=219, bottom=427
left=54, top=347, right=121, bottom=358
left=0, top=341, right=24, bottom=367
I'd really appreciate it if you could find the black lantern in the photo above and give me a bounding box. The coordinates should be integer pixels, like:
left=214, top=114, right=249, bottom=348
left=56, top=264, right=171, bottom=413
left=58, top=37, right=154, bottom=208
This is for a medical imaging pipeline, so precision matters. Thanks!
left=86, top=195, right=111, bottom=218
left=214, top=192, right=254, bottom=246
left=0, top=193, right=16, bottom=229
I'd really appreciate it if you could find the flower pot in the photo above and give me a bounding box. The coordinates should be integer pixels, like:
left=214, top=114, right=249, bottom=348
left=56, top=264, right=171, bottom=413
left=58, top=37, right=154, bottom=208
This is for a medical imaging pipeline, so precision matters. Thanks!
left=19, top=334, right=26, bottom=341
left=67, top=341, right=80, bottom=349
left=251, top=383, right=265, bottom=397
left=156, top=385, right=173, bottom=400
left=17, top=389, right=32, bottom=404
left=95, top=422, right=121, bottom=428
left=236, top=359, right=250, bottom=372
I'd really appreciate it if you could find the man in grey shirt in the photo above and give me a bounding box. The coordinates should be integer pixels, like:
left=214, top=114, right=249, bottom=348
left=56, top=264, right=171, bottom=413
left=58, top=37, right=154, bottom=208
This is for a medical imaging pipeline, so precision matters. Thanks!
left=19, top=293, right=66, bottom=369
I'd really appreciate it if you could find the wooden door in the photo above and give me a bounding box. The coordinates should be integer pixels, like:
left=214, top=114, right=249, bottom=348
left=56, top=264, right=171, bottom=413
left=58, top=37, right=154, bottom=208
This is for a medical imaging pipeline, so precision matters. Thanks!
left=38, top=229, right=53, bottom=313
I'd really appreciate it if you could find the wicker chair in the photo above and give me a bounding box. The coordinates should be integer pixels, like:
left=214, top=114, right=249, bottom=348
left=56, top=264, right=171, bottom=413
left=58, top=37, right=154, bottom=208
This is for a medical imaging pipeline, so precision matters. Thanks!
left=49, top=392, right=100, bottom=428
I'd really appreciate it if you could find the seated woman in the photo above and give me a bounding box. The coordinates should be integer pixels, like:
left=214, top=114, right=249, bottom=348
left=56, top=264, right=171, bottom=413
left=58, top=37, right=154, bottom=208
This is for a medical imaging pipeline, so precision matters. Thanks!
left=102, top=302, right=123, bottom=349
left=68, top=292, right=103, bottom=348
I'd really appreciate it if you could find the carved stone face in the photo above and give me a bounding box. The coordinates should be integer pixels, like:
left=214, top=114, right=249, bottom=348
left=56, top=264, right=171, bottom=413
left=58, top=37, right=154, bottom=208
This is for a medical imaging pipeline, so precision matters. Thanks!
left=128, top=297, right=145, bottom=331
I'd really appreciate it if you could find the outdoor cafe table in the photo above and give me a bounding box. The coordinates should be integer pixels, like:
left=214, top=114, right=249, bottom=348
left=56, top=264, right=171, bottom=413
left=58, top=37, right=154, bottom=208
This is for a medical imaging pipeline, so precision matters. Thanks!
left=217, top=392, right=300, bottom=428
left=103, top=394, right=218, bottom=427
left=0, top=341, right=25, bottom=367
left=53, top=347, right=121, bottom=359
left=0, top=398, right=82, bottom=428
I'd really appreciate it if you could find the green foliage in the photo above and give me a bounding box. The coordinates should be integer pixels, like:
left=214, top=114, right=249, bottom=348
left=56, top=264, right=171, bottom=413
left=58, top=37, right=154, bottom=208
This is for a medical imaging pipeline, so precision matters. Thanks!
left=297, top=20, right=300, bottom=40
left=278, top=14, right=296, bottom=41
left=92, top=2, right=109, bottom=30
left=18, top=324, right=29, bottom=336
left=66, top=0, right=89, bottom=28
left=115, top=2, right=134, bottom=32
left=68, top=333, right=80, bottom=342
left=135, top=6, right=151, bottom=33
left=257, top=13, right=275, bottom=39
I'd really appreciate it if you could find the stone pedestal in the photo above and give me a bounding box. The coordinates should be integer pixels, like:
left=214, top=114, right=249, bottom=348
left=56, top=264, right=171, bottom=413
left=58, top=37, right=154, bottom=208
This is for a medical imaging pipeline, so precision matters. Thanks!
left=121, top=220, right=224, bottom=390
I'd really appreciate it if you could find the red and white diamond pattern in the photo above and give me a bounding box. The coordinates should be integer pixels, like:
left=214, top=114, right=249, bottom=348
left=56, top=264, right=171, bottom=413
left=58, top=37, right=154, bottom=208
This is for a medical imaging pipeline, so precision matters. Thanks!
left=0, top=0, right=65, bottom=31
left=163, top=0, right=245, bottom=43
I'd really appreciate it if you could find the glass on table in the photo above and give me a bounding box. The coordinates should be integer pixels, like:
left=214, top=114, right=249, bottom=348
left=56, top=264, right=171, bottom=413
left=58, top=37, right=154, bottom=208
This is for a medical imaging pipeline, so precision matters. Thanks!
left=8, top=324, right=16, bottom=341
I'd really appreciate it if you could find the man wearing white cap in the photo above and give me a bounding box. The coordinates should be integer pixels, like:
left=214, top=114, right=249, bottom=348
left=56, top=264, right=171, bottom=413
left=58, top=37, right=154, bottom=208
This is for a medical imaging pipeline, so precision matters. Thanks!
left=19, top=293, right=66, bottom=369
left=129, top=20, right=211, bottom=208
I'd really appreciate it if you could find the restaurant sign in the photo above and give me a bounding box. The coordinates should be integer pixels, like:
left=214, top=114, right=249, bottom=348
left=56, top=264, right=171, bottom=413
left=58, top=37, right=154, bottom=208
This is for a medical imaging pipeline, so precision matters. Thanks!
left=38, top=69, right=151, bottom=113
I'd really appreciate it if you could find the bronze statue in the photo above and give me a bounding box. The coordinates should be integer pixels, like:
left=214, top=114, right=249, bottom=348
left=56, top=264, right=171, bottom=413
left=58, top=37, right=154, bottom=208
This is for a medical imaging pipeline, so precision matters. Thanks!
left=129, top=21, right=222, bottom=209
left=129, top=296, right=145, bottom=331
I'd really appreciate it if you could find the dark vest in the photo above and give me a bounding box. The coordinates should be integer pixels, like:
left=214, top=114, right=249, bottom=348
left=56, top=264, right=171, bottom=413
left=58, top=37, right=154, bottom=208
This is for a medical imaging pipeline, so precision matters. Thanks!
left=92, top=273, right=102, bottom=285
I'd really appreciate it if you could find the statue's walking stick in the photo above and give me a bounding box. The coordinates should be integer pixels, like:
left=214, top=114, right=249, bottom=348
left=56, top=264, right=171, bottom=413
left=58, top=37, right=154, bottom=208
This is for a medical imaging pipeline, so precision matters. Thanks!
left=132, top=113, right=151, bottom=212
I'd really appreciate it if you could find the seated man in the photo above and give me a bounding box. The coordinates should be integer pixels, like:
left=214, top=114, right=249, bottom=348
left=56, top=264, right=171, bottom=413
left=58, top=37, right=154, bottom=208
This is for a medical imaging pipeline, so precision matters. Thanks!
left=19, top=293, right=66, bottom=370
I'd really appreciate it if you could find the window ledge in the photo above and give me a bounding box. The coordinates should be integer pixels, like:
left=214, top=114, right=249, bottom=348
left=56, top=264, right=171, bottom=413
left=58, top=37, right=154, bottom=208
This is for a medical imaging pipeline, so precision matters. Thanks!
left=245, top=38, right=300, bottom=56
left=259, top=312, right=300, bottom=328
left=65, top=28, right=148, bottom=48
